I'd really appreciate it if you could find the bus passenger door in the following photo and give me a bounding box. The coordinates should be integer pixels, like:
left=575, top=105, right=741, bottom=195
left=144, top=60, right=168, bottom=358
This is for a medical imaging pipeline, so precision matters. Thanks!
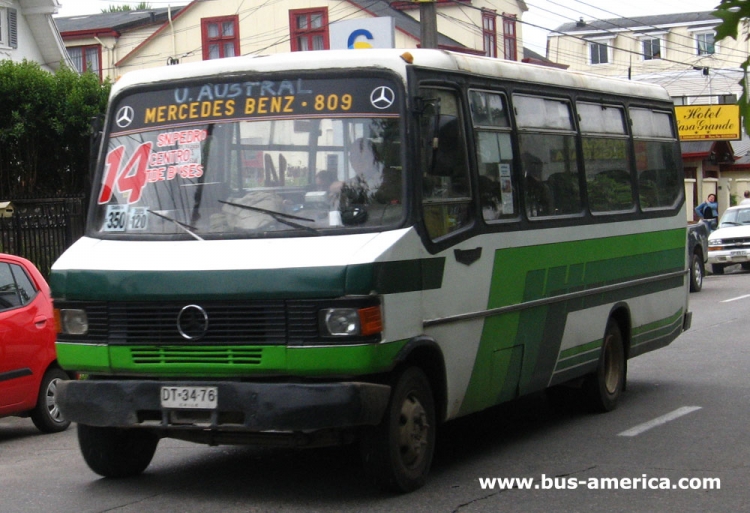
left=418, top=86, right=522, bottom=419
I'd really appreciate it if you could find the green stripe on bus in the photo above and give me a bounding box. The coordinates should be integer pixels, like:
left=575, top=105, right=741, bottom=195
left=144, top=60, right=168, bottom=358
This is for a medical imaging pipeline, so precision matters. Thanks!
left=59, top=340, right=409, bottom=377
left=631, top=309, right=684, bottom=337
left=100, top=340, right=406, bottom=377
left=458, top=228, right=685, bottom=416
left=51, top=258, right=446, bottom=300
left=347, top=258, right=445, bottom=294
left=559, top=339, right=601, bottom=360
left=554, top=349, right=601, bottom=372
left=57, top=343, right=111, bottom=373
left=631, top=311, right=684, bottom=349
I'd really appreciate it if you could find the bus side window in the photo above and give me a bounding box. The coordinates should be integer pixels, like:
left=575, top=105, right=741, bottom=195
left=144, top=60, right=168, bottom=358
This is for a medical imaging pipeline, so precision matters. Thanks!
left=420, top=88, right=472, bottom=240
left=629, top=108, right=682, bottom=210
left=513, top=95, right=581, bottom=218
left=577, top=102, right=634, bottom=213
left=470, top=90, right=517, bottom=221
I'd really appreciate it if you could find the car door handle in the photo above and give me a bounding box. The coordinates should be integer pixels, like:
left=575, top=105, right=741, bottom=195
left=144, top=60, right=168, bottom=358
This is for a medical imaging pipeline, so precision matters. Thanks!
left=34, top=316, right=48, bottom=328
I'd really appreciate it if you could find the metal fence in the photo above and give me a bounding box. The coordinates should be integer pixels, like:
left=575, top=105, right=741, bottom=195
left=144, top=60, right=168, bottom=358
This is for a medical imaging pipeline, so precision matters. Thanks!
left=0, top=197, right=86, bottom=278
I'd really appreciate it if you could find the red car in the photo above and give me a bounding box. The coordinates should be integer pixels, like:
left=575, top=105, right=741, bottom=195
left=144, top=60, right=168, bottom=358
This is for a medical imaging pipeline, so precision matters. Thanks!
left=0, top=253, right=70, bottom=433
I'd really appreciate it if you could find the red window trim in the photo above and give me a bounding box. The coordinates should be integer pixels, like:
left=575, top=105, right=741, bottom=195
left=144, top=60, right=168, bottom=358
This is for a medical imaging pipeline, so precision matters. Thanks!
left=289, top=8, right=329, bottom=52
left=482, top=10, right=497, bottom=58
left=390, top=0, right=470, bottom=10
left=201, top=15, right=240, bottom=60
left=68, top=44, right=103, bottom=80
left=502, top=13, right=517, bottom=61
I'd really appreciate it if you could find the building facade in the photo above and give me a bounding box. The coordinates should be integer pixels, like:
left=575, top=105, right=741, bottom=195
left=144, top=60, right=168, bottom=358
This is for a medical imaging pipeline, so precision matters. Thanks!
left=548, top=11, right=747, bottom=79
left=549, top=11, right=750, bottom=221
left=55, top=0, right=530, bottom=82
left=0, top=0, right=71, bottom=70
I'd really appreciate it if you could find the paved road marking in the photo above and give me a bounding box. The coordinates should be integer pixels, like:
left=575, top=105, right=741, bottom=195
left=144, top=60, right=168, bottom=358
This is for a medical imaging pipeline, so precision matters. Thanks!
left=721, top=294, right=750, bottom=303
left=618, top=406, right=702, bottom=437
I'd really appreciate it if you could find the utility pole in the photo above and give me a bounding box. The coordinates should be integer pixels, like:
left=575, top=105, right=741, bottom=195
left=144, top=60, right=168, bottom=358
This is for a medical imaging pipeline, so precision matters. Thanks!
left=419, top=0, right=438, bottom=49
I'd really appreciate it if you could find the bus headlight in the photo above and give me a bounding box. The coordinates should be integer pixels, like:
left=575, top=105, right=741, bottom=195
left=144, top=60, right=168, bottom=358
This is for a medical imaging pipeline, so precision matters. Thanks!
left=319, top=306, right=382, bottom=337
left=56, top=309, right=89, bottom=335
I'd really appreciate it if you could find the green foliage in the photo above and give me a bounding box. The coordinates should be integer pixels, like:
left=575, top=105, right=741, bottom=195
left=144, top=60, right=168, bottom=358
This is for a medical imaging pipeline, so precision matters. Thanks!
left=0, top=60, right=110, bottom=198
left=101, top=3, right=152, bottom=13
left=714, top=1, right=750, bottom=134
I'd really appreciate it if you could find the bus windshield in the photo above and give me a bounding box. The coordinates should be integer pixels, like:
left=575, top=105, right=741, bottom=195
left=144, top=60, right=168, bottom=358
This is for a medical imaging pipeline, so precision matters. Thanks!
left=92, top=76, right=404, bottom=238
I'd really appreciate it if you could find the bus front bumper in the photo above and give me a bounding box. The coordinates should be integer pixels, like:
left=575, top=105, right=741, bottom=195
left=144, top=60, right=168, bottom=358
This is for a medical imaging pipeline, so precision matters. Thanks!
left=57, top=380, right=391, bottom=432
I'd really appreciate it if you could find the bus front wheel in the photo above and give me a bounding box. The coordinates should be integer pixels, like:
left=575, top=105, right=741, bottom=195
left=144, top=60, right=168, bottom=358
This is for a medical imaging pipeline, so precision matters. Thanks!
left=78, top=424, right=159, bottom=478
left=584, top=319, right=625, bottom=413
left=360, top=367, right=436, bottom=493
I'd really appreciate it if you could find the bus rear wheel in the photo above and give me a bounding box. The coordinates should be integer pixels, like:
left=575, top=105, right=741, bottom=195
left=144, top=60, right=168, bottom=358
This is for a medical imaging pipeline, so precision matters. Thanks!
left=78, top=424, right=159, bottom=478
left=584, top=319, right=625, bottom=413
left=360, top=367, right=436, bottom=493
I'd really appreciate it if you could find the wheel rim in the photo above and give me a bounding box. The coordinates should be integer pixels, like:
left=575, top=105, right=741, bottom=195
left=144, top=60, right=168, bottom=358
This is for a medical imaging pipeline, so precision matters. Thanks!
left=694, top=260, right=702, bottom=286
left=602, top=335, right=621, bottom=395
left=45, top=378, right=64, bottom=423
left=397, top=392, right=430, bottom=469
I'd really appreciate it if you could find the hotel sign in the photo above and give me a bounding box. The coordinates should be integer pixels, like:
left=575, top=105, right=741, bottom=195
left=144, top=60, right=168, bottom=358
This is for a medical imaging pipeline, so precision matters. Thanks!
left=675, top=104, right=741, bottom=141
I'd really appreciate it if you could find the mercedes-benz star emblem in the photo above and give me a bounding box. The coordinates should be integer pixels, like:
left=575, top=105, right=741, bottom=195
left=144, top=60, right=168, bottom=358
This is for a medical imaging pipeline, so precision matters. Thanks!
left=115, top=106, right=135, bottom=128
left=370, top=86, right=395, bottom=110
left=177, top=304, right=209, bottom=341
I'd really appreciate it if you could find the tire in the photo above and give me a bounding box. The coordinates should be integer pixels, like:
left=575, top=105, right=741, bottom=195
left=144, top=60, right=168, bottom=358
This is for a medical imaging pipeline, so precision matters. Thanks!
left=360, top=367, right=436, bottom=493
left=689, top=252, right=703, bottom=292
left=583, top=319, right=625, bottom=413
left=78, top=424, right=159, bottom=478
left=712, top=264, right=725, bottom=275
left=30, top=368, right=71, bottom=433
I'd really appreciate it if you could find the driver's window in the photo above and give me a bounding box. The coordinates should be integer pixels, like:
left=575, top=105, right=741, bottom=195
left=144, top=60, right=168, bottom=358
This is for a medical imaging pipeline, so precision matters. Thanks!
left=419, top=88, right=472, bottom=240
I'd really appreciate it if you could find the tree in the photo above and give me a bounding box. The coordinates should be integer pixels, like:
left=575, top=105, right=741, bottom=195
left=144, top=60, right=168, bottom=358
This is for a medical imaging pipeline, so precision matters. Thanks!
left=101, top=2, right=152, bottom=13
left=714, top=1, right=750, bottom=133
left=0, top=60, right=111, bottom=198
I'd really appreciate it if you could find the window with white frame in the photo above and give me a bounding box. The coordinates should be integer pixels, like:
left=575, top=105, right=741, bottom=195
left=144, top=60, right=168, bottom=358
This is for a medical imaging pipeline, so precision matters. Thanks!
left=589, top=40, right=610, bottom=65
left=642, top=38, right=661, bottom=60
left=0, top=6, right=18, bottom=49
left=696, top=31, right=715, bottom=55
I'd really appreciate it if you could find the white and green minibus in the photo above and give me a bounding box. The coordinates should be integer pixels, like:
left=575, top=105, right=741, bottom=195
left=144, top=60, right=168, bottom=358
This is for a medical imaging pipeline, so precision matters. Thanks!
left=53, top=49, right=690, bottom=492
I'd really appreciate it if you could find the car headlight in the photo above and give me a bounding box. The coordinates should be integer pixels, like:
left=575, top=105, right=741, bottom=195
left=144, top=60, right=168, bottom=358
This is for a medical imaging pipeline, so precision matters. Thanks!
left=319, top=306, right=382, bottom=337
left=55, top=309, right=89, bottom=335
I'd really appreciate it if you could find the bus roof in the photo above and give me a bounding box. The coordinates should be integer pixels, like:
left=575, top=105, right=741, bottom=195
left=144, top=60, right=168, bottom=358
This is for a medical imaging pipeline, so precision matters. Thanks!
left=111, top=49, right=672, bottom=103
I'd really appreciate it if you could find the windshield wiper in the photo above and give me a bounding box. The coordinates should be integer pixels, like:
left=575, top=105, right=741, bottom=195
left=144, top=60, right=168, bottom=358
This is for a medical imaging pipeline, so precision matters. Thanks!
left=218, top=200, right=320, bottom=235
left=148, top=210, right=204, bottom=241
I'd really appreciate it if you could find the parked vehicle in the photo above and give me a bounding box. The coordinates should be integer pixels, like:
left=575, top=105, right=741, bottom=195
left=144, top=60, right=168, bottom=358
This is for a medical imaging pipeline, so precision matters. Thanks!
left=687, top=222, right=709, bottom=291
left=707, top=206, right=750, bottom=275
left=0, top=253, right=70, bottom=433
